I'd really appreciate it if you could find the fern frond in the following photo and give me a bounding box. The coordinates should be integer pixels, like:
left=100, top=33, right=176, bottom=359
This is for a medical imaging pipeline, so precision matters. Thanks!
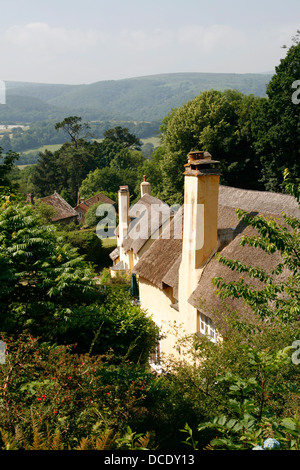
left=135, top=432, right=151, bottom=450
left=51, top=430, right=64, bottom=450
left=95, top=429, right=117, bottom=450
left=77, top=436, right=90, bottom=450
left=0, top=428, right=20, bottom=450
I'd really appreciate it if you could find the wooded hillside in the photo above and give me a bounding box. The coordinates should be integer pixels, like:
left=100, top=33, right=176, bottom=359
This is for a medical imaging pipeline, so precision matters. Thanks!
left=3, top=72, right=272, bottom=123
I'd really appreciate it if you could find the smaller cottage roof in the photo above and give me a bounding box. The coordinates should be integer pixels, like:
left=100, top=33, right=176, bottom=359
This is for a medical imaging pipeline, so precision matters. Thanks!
left=75, top=192, right=115, bottom=213
left=40, top=191, right=78, bottom=222
left=133, top=206, right=183, bottom=289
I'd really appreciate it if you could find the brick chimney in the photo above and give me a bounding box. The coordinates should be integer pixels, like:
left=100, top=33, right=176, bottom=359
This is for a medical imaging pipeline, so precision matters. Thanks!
left=140, top=175, right=151, bottom=197
left=178, top=150, right=221, bottom=332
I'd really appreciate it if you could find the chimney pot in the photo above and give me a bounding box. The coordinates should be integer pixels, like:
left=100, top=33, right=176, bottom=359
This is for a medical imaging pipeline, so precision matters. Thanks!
left=185, top=150, right=220, bottom=176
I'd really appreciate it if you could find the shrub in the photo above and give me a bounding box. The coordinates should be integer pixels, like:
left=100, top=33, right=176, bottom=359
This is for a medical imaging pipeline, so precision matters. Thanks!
left=58, top=229, right=104, bottom=267
left=0, top=334, right=157, bottom=449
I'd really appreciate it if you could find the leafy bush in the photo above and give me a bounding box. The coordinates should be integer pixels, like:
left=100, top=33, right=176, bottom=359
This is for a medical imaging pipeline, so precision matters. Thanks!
left=0, top=198, right=158, bottom=361
left=58, top=228, right=104, bottom=267
left=0, top=334, right=157, bottom=449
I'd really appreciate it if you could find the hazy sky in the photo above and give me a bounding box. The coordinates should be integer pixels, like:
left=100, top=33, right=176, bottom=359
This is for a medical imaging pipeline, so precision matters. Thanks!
left=0, top=0, right=299, bottom=84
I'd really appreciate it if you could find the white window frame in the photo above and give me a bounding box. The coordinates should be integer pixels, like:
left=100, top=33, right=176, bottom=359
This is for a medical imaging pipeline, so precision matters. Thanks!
left=198, top=311, right=216, bottom=342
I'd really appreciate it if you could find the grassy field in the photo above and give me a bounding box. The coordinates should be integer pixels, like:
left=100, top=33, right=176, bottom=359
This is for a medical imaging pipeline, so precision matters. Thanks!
left=101, top=237, right=117, bottom=249
left=22, top=143, right=63, bottom=154
left=19, top=136, right=160, bottom=157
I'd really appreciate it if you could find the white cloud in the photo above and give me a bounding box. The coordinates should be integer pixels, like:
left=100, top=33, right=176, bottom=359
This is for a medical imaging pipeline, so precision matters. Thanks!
left=178, top=24, right=245, bottom=53
left=5, top=22, right=98, bottom=54
left=1, top=19, right=298, bottom=83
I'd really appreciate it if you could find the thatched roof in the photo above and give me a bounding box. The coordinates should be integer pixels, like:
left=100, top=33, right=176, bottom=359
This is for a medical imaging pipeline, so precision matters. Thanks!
left=188, top=222, right=288, bottom=333
left=133, top=206, right=183, bottom=291
left=122, top=193, right=172, bottom=254
left=40, top=191, right=78, bottom=222
left=219, top=185, right=300, bottom=218
left=133, top=185, right=299, bottom=333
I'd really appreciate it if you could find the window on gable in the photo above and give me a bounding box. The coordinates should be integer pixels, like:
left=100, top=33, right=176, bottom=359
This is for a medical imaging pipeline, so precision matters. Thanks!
left=197, top=311, right=216, bottom=342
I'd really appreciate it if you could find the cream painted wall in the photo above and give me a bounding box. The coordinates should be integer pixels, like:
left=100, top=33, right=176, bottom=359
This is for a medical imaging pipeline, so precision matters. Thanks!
left=138, top=277, right=192, bottom=359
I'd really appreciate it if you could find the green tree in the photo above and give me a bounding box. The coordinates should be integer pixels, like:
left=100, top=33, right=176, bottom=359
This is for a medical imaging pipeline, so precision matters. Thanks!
left=0, top=197, right=98, bottom=343
left=30, top=149, right=61, bottom=197
left=109, top=148, right=146, bottom=172
left=80, top=166, right=141, bottom=200
left=104, top=126, right=141, bottom=150
left=252, top=36, right=300, bottom=191
left=80, top=167, right=123, bottom=197
left=31, top=142, right=97, bottom=204
left=84, top=202, right=115, bottom=229
left=160, top=90, right=262, bottom=204
left=0, top=197, right=158, bottom=359
left=0, top=134, right=12, bottom=153
left=55, top=116, right=92, bottom=149
left=0, top=146, right=20, bottom=192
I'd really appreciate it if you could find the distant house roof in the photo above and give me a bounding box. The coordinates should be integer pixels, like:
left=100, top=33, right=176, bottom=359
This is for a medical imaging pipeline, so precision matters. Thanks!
left=39, top=191, right=78, bottom=222
left=75, top=192, right=115, bottom=213
left=133, top=185, right=300, bottom=334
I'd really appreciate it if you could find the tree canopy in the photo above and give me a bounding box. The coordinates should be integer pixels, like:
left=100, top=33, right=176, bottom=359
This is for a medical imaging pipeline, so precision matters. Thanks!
left=251, top=38, right=300, bottom=191
left=55, top=116, right=92, bottom=148
left=0, top=146, right=20, bottom=192
left=158, top=89, right=262, bottom=205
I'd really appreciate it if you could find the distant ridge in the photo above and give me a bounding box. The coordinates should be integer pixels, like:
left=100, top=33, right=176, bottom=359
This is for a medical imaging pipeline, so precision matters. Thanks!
left=2, top=72, right=272, bottom=124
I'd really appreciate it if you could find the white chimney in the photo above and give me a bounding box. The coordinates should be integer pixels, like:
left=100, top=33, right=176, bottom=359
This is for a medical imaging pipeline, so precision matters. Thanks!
left=118, top=185, right=130, bottom=253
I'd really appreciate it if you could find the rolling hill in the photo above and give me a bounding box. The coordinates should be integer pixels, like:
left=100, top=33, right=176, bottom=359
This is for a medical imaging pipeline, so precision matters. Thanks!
left=2, top=72, right=272, bottom=124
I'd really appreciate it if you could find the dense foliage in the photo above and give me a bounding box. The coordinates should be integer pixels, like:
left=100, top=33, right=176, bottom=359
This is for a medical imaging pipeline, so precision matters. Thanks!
left=0, top=334, right=157, bottom=449
left=252, top=37, right=300, bottom=191
left=0, top=146, right=20, bottom=192
left=30, top=126, right=147, bottom=205
left=0, top=197, right=158, bottom=359
left=158, top=89, right=261, bottom=204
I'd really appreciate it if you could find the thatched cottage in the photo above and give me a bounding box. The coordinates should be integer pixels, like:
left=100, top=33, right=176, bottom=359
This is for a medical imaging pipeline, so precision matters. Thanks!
left=111, top=152, right=299, bottom=363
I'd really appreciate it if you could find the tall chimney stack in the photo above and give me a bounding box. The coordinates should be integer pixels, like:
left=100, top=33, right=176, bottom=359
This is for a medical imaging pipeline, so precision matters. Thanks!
left=181, top=150, right=220, bottom=269
left=178, top=150, right=220, bottom=332
left=118, top=185, right=130, bottom=256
